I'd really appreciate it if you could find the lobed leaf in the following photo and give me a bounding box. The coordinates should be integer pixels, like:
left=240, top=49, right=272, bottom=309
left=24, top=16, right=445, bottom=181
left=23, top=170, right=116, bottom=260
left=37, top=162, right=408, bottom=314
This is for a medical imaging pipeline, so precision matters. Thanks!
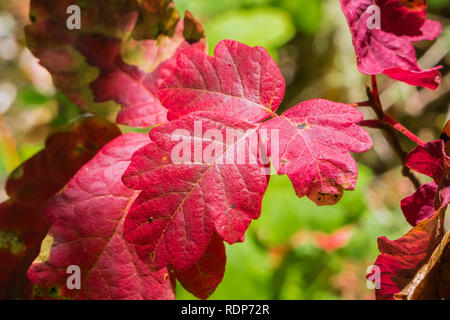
left=27, top=133, right=175, bottom=300
left=159, top=39, right=285, bottom=123
left=339, top=0, right=442, bottom=89
left=401, top=182, right=438, bottom=226
left=260, top=99, right=372, bottom=206
left=0, top=117, right=120, bottom=299
left=122, top=111, right=268, bottom=271
left=395, top=230, right=450, bottom=300
left=405, top=140, right=450, bottom=211
left=174, top=232, right=226, bottom=299
left=405, top=140, right=448, bottom=183
left=370, top=206, right=446, bottom=299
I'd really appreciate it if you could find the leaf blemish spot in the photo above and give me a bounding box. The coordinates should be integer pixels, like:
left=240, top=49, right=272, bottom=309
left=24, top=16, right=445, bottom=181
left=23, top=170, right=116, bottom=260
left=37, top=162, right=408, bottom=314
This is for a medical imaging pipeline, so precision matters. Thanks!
left=296, top=123, right=309, bottom=129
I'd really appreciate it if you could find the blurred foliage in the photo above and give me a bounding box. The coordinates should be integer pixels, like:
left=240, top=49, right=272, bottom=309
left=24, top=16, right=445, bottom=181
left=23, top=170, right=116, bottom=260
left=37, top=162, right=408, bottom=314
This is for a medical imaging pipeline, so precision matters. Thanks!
left=0, top=0, right=449, bottom=299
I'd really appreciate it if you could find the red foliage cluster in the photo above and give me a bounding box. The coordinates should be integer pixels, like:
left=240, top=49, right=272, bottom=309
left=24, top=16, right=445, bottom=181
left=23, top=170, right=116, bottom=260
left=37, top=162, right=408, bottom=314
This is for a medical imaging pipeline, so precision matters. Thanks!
left=0, top=0, right=447, bottom=300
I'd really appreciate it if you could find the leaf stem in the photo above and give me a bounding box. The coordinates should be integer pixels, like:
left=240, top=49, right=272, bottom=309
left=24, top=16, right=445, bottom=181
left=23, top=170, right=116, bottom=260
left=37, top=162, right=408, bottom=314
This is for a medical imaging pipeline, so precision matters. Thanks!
left=366, top=75, right=422, bottom=189
left=348, top=100, right=372, bottom=107
left=382, top=115, right=425, bottom=146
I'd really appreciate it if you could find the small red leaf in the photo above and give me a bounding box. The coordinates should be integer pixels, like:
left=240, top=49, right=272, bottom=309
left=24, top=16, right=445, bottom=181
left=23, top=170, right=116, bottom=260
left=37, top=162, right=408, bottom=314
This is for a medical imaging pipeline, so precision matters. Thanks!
left=401, top=182, right=438, bottom=227
left=174, top=232, right=226, bottom=299
left=406, top=140, right=447, bottom=182
left=339, top=0, right=442, bottom=89
left=405, top=140, right=450, bottom=211
left=260, top=99, right=372, bottom=206
left=159, top=39, right=285, bottom=123
left=27, top=133, right=175, bottom=300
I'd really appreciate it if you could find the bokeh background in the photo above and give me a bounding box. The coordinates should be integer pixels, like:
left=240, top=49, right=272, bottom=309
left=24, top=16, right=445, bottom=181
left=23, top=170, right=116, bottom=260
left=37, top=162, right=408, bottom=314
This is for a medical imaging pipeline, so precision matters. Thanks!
left=0, top=0, right=449, bottom=299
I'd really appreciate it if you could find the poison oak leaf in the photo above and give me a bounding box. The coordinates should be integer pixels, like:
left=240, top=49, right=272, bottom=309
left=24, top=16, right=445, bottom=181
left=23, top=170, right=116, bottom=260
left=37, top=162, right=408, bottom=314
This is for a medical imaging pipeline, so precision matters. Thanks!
left=370, top=206, right=446, bottom=299
left=122, top=111, right=268, bottom=271
left=158, top=40, right=372, bottom=205
left=394, top=230, right=450, bottom=300
left=159, top=39, right=285, bottom=123
left=26, top=0, right=206, bottom=127
left=404, top=140, right=450, bottom=213
left=27, top=133, right=175, bottom=300
left=384, top=129, right=450, bottom=298
left=174, top=232, right=226, bottom=299
left=401, top=182, right=438, bottom=226
left=0, top=117, right=120, bottom=299
left=339, top=0, right=442, bottom=89
left=406, top=140, right=448, bottom=182
left=260, top=99, right=372, bottom=206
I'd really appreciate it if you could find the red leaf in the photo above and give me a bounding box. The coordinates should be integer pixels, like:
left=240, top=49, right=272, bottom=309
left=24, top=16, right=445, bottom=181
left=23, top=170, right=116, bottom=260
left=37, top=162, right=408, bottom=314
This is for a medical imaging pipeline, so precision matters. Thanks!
left=27, top=133, right=175, bottom=300
left=26, top=0, right=206, bottom=127
left=406, top=140, right=447, bottom=182
left=339, top=0, right=442, bottom=89
left=401, top=182, right=438, bottom=226
left=122, top=111, right=268, bottom=271
left=118, top=39, right=372, bottom=297
left=157, top=40, right=372, bottom=206
left=260, top=99, right=372, bottom=206
left=405, top=140, right=450, bottom=210
left=174, top=232, right=226, bottom=299
left=159, top=39, right=285, bottom=123
left=395, top=231, right=450, bottom=300
left=370, top=207, right=446, bottom=300
left=0, top=117, right=120, bottom=299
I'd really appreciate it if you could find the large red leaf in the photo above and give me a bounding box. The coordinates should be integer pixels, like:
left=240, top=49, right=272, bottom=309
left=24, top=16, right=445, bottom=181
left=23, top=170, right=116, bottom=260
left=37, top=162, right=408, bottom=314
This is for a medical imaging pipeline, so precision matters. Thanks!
left=370, top=206, right=446, bottom=300
left=260, top=99, right=372, bottom=206
left=27, top=133, right=175, bottom=300
left=158, top=40, right=372, bottom=206
left=339, top=0, right=442, bottom=89
left=174, top=232, right=226, bottom=300
left=26, top=0, right=206, bottom=127
left=0, top=117, right=120, bottom=299
left=122, top=111, right=268, bottom=271
left=159, top=39, right=285, bottom=123
left=119, top=39, right=372, bottom=293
